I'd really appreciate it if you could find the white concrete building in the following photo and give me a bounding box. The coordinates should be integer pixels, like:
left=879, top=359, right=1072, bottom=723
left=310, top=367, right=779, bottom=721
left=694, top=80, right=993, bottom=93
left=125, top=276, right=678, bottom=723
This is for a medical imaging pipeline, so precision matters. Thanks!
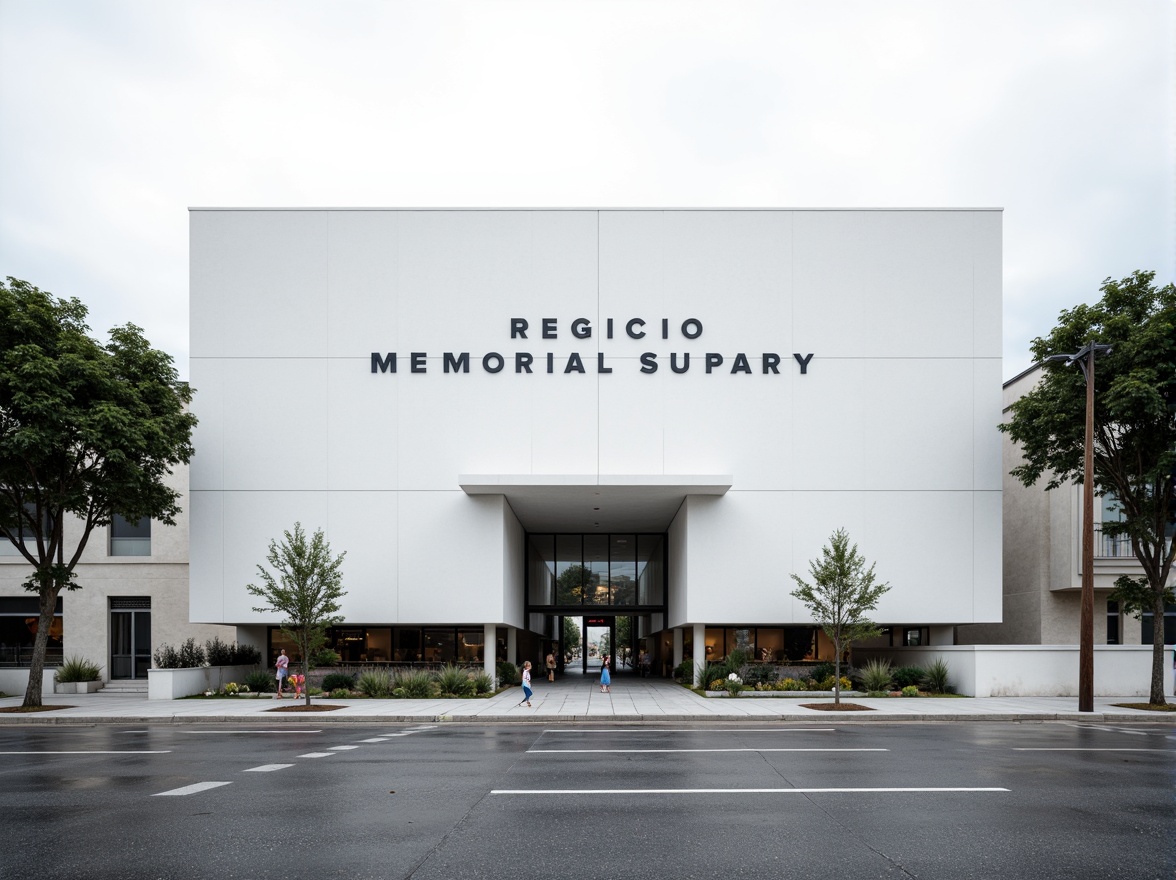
left=188, top=208, right=1004, bottom=682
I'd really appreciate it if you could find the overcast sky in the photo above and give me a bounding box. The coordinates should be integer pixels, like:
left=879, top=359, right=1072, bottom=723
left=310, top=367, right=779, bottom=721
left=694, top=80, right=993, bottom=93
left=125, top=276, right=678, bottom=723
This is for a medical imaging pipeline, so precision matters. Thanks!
left=1, top=1, right=1172, bottom=381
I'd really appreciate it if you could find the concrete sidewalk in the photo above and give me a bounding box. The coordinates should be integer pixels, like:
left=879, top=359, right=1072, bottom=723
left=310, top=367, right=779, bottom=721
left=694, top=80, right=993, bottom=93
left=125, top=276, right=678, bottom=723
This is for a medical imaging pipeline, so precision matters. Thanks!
left=3, top=674, right=1175, bottom=724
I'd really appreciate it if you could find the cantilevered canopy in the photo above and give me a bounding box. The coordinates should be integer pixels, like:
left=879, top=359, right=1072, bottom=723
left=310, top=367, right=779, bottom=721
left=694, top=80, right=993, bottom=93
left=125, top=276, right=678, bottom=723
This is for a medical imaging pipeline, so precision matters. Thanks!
left=458, top=475, right=732, bottom=533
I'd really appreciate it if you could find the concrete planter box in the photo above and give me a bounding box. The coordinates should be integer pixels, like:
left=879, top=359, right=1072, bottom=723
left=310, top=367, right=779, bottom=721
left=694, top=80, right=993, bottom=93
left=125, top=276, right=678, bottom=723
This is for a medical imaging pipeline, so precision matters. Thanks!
left=858, top=645, right=1174, bottom=697
left=54, top=682, right=77, bottom=694
left=148, top=665, right=261, bottom=700
left=0, top=669, right=56, bottom=696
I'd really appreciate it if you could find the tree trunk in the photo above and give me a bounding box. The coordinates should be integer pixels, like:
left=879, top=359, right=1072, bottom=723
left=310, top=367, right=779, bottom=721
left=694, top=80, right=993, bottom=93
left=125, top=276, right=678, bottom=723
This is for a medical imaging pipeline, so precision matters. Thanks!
left=22, top=588, right=59, bottom=708
left=1150, top=589, right=1167, bottom=706
left=833, top=639, right=841, bottom=705
left=303, top=654, right=310, bottom=707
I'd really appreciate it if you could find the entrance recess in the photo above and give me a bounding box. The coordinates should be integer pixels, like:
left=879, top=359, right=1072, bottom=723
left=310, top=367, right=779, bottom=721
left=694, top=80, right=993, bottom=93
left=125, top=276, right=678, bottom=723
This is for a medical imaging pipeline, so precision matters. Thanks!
left=110, top=597, right=151, bottom=679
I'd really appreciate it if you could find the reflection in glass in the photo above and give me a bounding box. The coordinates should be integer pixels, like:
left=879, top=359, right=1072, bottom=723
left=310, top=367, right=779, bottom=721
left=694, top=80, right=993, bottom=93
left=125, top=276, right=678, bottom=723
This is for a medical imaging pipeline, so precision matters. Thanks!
left=610, top=535, right=636, bottom=605
left=704, top=627, right=723, bottom=661
left=584, top=535, right=609, bottom=605
left=727, top=627, right=754, bottom=656
left=528, top=535, right=555, bottom=606
left=395, top=628, right=421, bottom=662
left=423, top=628, right=456, bottom=662
left=556, top=535, right=584, bottom=605
left=456, top=628, right=484, bottom=663
left=757, top=627, right=784, bottom=663
left=637, top=535, right=663, bottom=605
left=365, top=627, right=392, bottom=662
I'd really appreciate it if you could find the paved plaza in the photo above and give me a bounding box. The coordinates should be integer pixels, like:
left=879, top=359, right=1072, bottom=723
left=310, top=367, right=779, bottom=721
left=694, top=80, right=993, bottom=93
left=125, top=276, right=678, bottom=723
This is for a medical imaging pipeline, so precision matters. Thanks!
left=3, top=670, right=1173, bottom=723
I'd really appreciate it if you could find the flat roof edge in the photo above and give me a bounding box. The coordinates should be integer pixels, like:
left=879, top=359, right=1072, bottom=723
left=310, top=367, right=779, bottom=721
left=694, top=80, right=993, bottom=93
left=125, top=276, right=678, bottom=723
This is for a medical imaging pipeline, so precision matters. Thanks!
left=188, top=206, right=1005, bottom=213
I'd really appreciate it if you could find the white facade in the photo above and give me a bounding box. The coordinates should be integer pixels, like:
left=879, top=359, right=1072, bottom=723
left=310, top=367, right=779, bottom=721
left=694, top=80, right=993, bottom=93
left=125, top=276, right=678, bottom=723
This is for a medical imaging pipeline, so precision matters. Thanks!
left=189, top=209, right=1003, bottom=658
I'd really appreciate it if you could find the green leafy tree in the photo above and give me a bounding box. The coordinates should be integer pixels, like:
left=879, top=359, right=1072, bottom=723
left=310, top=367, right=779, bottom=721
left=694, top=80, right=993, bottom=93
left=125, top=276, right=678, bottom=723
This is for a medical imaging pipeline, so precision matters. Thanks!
left=790, top=528, right=891, bottom=704
left=246, top=523, right=347, bottom=706
left=0, top=279, right=195, bottom=707
left=556, top=563, right=592, bottom=604
left=1002, top=271, right=1176, bottom=705
left=562, top=616, right=581, bottom=657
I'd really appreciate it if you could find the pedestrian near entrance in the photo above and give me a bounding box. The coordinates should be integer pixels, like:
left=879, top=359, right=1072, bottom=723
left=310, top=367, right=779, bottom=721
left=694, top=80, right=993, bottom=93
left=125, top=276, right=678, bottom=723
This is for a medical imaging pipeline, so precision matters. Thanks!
left=519, top=660, right=533, bottom=707
left=275, top=649, right=289, bottom=699
left=546, top=651, right=556, bottom=682
left=600, top=655, right=611, bottom=693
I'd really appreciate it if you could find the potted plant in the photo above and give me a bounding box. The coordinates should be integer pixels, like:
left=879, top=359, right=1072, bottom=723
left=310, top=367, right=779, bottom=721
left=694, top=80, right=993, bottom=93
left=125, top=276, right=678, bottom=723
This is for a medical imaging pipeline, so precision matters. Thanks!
left=55, top=656, right=103, bottom=694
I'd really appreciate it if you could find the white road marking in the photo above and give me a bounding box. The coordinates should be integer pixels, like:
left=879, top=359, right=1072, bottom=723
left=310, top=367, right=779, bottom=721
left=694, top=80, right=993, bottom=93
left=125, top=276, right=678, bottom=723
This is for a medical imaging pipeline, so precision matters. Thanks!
left=0, top=750, right=171, bottom=755
left=244, top=764, right=294, bottom=772
left=540, top=728, right=835, bottom=734
left=329, top=745, right=360, bottom=751
left=297, top=752, right=335, bottom=758
left=181, top=730, right=322, bottom=734
left=527, top=748, right=887, bottom=754
left=1056, top=722, right=1148, bottom=735
left=408, top=725, right=437, bottom=730
left=153, top=781, right=232, bottom=796
left=360, top=738, right=391, bottom=743
left=492, top=787, right=1010, bottom=795
left=1012, top=748, right=1174, bottom=752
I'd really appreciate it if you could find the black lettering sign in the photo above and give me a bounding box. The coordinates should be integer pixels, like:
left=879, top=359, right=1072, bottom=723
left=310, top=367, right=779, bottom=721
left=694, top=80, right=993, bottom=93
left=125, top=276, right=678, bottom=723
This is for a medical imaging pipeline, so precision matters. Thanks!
left=681, top=318, right=703, bottom=339
left=564, top=353, right=586, bottom=373
left=411, top=352, right=427, bottom=373
left=571, top=318, right=592, bottom=339
left=626, top=318, right=646, bottom=339
left=483, top=352, right=505, bottom=373
left=444, top=352, right=469, bottom=373
left=793, top=352, right=814, bottom=374
left=511, top=318, right=529, bottom=339
left=731, top=353, right=751, bottom=374
left=542, top=318, right=557, bottom=339
left=597, top=353, right=612, bottom=373
left=671, top=353, right=690, bottom=374
left=762, top=353, right=780, bottom=374
left=640, top=352, right=658, bottom=373
left=516, top=353, right=533, bottom=373
left=705, top=353, right=723, bottom=373
left=371, top=352, right=397, bottom=373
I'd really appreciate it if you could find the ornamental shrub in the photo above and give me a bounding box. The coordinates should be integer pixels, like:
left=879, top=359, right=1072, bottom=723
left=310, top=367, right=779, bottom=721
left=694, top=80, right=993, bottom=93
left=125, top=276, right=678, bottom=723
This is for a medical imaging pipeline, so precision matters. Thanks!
left=178, top=638, right=205, bottom=668
left=329, top=687, right=352, bottom=699
left=810, top=662, right=835, bottom=682
left=672, top=660, right=694, bottom=683
left=223, top=681, right=240, bottom=695
left=893, top=666, right=925, bottom=689
left=398, top=669, right=437, bottom=698
left=472, top=672, right=494, bottom=695
left=901, top=685, right=920, bottom=697
left=245, top=670, right=275, bottom=693
left=858, top=658, right=894, bottom=692
left=496, top=661, right=520, bottom=686
left=310, top=648, right=341, bottom=668
left=700, top=663, right=729, bottom=689
left=153, top=643, right=181, bottom=668
left=922, top=658, right=952, bottom=694
left=357, top=669, right=393, bottom=698
left=56, top=655, right=102, bottom=683
left=322, top=672, right=356, bottom=692
left=742, top=664, right=778, bottom=686
left=709, top=679, right=725, bottom=691
left=204, top=636, right=234, bottom=666
left=437, top=664, right=475, bottom=697
left=232, top=644, right=262, bottom=666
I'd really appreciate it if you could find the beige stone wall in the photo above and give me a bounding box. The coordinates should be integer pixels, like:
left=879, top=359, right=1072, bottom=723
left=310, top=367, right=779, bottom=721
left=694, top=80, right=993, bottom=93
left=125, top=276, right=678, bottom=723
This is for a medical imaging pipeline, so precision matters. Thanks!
left=0, top=463, right=233, bottom=680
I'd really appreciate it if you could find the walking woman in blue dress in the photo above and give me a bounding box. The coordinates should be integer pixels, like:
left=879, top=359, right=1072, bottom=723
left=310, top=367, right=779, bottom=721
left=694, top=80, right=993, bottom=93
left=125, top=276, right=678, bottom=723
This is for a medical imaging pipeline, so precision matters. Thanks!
left=600, top=655, right=611, bottom=693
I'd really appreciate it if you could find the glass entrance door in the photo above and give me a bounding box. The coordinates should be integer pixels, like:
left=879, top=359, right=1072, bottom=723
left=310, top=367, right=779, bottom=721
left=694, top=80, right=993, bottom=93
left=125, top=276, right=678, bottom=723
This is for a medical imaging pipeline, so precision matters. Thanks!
left=110, top=607, right=151, bottom=679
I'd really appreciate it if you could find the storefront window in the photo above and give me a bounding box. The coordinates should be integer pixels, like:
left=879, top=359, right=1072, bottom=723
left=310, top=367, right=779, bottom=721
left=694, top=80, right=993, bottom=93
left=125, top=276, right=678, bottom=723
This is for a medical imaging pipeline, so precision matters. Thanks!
left=394, top=628, right=421, bottom=662
left=556, top=535, right=584, bottom=604
left=456, top=628, right=484, bottom=663
left=610, top=535, right=636, bottom=605
left=423, top=628, right=455, bottom=663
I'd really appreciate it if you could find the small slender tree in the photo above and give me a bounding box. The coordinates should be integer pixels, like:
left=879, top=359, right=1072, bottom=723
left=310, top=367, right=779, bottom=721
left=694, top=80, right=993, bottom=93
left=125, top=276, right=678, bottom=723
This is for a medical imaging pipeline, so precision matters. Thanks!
left=790, top=528, right=891, bottom=705
left=246, top=523, right=347, bottom=706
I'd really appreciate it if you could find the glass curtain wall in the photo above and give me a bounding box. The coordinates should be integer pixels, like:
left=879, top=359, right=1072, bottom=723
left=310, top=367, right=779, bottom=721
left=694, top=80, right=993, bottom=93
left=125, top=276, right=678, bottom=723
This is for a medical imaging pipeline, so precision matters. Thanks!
left=528, top=533, right=666, bottom=610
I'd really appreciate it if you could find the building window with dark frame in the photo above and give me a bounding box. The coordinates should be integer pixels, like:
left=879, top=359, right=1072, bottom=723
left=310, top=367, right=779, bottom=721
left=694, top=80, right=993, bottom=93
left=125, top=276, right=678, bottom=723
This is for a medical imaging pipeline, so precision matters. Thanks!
left=110, top=514, right=151, bottom=557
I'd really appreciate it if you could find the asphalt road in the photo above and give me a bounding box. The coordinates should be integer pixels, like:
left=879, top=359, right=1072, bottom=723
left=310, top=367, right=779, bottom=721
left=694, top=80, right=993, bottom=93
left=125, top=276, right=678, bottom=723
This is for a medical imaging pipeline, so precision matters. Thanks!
left=0, top=721, right=1172, bottom=880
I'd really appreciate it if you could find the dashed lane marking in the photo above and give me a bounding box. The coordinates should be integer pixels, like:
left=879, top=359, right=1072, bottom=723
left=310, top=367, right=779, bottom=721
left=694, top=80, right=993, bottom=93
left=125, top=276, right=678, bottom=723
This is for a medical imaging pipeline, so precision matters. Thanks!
left=329, top=745, right=360, bottom=751
left=153, top=782, right=232, bottom=797
left=491, top=787, right=1010, bottom=795
left=360, top=738, right=391, bottom=743
left=297, top=752, right=336, bottom=758
left=244, top=764, right=295, bottom=772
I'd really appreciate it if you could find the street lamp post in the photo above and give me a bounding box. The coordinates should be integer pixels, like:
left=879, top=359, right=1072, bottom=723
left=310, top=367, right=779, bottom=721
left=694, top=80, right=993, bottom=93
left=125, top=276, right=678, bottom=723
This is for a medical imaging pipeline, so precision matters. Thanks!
left=1045, top=341, right=1112, bottom=713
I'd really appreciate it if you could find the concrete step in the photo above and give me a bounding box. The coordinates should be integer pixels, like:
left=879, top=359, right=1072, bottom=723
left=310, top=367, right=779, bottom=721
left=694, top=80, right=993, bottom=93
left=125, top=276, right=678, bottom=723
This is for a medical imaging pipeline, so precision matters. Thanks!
left=99, top=681, right=147, bottom=695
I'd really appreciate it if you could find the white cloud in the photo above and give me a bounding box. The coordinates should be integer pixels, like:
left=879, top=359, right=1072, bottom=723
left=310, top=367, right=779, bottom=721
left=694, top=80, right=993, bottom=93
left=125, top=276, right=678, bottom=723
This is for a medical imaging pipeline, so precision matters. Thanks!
left=1, top=0, right=1171, bottom=379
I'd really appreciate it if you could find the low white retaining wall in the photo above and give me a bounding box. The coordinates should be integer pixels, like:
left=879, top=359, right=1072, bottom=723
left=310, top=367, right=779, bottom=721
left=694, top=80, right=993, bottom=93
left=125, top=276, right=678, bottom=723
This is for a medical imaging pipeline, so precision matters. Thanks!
left=148, top=665, right=261, bottom=700
left=859, top=645, right=1173, bottom=697
left=0, top=669, right=55, bottom=696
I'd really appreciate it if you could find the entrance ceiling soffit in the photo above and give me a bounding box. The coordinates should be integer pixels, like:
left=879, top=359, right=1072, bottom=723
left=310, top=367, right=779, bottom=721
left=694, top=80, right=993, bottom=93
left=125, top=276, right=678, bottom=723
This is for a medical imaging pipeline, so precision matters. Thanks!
left=457, top=475, right=733, bottom=533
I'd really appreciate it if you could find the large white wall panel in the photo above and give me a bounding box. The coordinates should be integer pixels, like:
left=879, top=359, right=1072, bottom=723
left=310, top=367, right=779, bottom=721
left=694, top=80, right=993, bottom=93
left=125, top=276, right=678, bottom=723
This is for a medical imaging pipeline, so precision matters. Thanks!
left=190, top=211, right=328, bottom=358
left=598, top=211, right=793, bottom=354
left=396, top=492, right=506, bottom=623
left=189, top=358, right=225, bottom=491
left=327, top=358, right=399, bottom=491
left=219, top=491, right=330, bottom=622
left=326, top=211, right=400, bottom=359
left=189, top=490, right=224, bottom=623
left=220, top=359, right=329, bottom=491
left=326, top=491, right=398, bottom=622
left=973, top=211, right=1003, bottom=358
left=973, top=490, right=1003, bottom=622
left=792, top=211, right=976, bottom=358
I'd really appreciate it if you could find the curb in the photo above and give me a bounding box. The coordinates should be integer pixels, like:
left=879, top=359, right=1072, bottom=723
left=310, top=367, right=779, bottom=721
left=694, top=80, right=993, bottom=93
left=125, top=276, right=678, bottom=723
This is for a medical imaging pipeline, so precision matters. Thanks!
left=1, top=712, right=1173, bottom=725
